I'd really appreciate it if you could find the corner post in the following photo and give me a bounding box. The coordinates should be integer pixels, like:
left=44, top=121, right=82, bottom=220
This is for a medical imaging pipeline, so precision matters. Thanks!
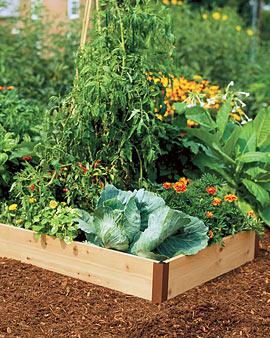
left=152, top=262, right=169, bottom=304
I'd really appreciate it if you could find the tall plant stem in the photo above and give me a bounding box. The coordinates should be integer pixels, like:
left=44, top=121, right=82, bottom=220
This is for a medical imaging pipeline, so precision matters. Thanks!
left=114, top=1, right=126, bottom=73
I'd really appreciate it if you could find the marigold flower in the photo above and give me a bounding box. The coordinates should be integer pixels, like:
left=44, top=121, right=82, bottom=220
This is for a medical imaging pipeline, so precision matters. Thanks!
left=202, top=13, right=208, bottom=20
left=173, top=182, right=187, bottom=193
left=236, top=25, right=242, bottom=32
left=206, top=186, right=217, bottom=195
left=30, top=184, right=35, bottom=192
left=208, top=230, right=214, bottom=239
left=247, top=210, right=256, bottom=218
left=0, top=86, right=4, bottom=91
left=22, top=155, right=32, bottom=161
left=49, top=200, right=58, bottom=209
left=213, top=197, right=222, bottom=206
left=179, top=177, right=189, bottom=185
left=63, top=188, right=69, bottom=193
left=206, top=211, right=214, bottom=219
left=212, top=12, right=221, bottom=20
left=8, top=204, right=18, bottom=211
left=222, top=14, right=228, bottom=21
left=246, top=28, right=254, bottom=37
left=163, top=182, right=172, bottom=190
left=224, top=194, right=238, bottom=202
left=162, top=0, right=169, bottom=4
left=187, top=119, right=198, bottom=128
left=7, top=86, right=14, bottom=90
left=29, top=197, right=36, bottom=204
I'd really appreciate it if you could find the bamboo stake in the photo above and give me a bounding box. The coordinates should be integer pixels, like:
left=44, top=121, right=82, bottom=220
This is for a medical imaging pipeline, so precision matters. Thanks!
left=96, top=0, right=101, bottom=33
left=80, top=0, right=93, bottom=49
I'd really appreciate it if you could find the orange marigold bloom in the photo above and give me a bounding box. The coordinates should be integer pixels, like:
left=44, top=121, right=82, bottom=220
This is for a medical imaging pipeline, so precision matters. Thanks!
left=7, top=86, right=14, bottom=90
left=224, top=194, right=238, bottom=202
left=212, top=197, right=222, bottom=206
left=208, top=230, right=214, bottom=239
left=0, top=86, right=4, bottom=91
left=173, top=182, right=187, bottom=193
left=179, top=177, right=189, bottom=185
left=206, top=211, right=214, bottom=219
left=206, top=186, right=217, bottom=195
left=163, top=182, right=172, bottom=190
left=247, top=210, right=256, bottom=218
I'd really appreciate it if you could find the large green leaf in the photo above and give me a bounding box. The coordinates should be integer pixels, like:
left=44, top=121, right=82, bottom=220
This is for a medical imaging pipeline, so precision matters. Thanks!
left=223, top=125, right=240, bottom=157
left=242, top=179, right=270, bottom=207
left=259, top=206, right=270, bottom=226
left=186, top=106, right=216, bottom=129
left=253, top=108, right=270, bottom=148
left=237, top=152, right=270, bottom=164
left=131, top=206, right=208, bottom=259
left=246, top=167, right=270, bottom=182
left=156, top=215, right=209, bottom=257
left=216, top=99, right=231, bottom=137
left=236, top=122, right=256, bottom=155
left=186, top=128, right=219, bottom=148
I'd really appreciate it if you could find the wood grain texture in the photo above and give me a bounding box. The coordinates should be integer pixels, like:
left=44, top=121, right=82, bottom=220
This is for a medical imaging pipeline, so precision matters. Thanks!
left=0, top=223, right=154, bottom=300
left=166, top=231, right=256, bottom=300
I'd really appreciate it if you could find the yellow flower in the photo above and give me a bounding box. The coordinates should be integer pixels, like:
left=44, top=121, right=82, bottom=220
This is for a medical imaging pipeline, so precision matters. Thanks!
left=155, top=114, right=163, bottom=121
left=29, top=197, right=37, bottom=204
left=224, top=194, right=238, bottom=202
left=15, top=219, right=23, bottom=225
left=187, top=119, right=199, bottom=128
left=202, top=13, right=208, bottom=20
left=61, top=202, right=67, bottom=206
left=246, top=28, right=254, bottom=37
left=162, top=0, right=169, bottom=5
left=212, top=12, right=221, bottom=20
left=236, top=25, right=242, bottom=32
left=171, top=0, right=178, bottom=5
left=8, top=204, right=18, bottom=211
left=230, top=113, right=241, bottom=122
left=193, top=75, right=202, bottom=81
left=222, top=14, right=228, bottom=21
left=49, top=200, right=58, bottom=209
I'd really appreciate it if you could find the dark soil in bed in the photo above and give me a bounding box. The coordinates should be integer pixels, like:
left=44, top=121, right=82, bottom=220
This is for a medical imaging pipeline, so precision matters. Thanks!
left=0, top=230, right=269, bottom=338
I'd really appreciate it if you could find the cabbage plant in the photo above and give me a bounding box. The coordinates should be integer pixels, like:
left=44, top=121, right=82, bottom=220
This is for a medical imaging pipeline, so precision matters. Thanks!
left=76, top=185, right=209, bottom=260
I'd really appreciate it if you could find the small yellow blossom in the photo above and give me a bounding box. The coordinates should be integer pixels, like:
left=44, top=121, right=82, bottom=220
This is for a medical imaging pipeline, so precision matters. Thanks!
left=222, top=14, right=228, bottom=21
left=15, top=219, right=23, bottom=225
left=162, top=0, right=169, bottom=5
left=230, top=113, right=241, bottom=122
left=8, top=204, right=18, bottom=211
left=29, top=197, right=37, bottom=204
left=212, top=12, right=221, bottom=20
left=193, top=75, right=202, bottom=81
left=49, top=200, right=58, bottom=209
left=202, top=13, right=208, bottom=20
left=155, top=114, right=163, bottom=121
left=171, top=0, right=178, bottom=5
left=246, top=28, right=254, bottom=37
left=187, top=119, right=199, bottom=128
left=236, top=25, right=242, bottom=32
left=61, top=202, right=67, bottom=206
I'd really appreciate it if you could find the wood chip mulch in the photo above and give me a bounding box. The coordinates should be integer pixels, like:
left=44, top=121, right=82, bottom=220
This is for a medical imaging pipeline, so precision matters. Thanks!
left=0, top=229, right=269, bottom=338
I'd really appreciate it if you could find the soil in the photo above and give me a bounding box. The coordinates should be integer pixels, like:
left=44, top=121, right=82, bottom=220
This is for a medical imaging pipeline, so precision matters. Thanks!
left=0, top=230, right=269, bottom=338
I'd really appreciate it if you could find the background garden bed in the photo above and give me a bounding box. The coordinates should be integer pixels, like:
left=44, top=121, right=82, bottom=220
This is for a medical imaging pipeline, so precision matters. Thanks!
left=0, top=223, right=257, bottom=303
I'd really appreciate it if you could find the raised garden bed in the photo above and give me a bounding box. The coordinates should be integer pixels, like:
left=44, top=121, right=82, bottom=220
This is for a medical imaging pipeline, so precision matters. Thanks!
left=0, top=223, right=258, bottom=304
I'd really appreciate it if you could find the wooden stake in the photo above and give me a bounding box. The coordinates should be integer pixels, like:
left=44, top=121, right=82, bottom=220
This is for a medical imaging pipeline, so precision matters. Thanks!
left=80, top=0, right=93, bottom=49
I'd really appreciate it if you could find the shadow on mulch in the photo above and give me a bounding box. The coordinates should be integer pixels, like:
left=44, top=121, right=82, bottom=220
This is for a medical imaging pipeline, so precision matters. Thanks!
left=0, top=229, right=269, bottom=338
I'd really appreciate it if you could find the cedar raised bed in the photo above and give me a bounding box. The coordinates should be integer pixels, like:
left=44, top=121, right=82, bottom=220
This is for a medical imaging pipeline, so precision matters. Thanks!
left=0, top=223, right=258, bottom=303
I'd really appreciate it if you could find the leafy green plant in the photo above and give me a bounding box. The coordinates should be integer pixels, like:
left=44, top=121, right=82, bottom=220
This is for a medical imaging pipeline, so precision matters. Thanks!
left=76, top=184, right=209, bottom=260
left=160, top=174, right=263, bottom=243
left=43, top=0, right=174, bottom=187
left=178, top=100, right=270, bottom=226
left=0, top=197, right=79, bottom=244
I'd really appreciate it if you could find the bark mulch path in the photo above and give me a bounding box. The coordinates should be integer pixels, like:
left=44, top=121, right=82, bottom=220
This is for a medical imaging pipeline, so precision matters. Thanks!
left=0, top=230, right=269, bottom=338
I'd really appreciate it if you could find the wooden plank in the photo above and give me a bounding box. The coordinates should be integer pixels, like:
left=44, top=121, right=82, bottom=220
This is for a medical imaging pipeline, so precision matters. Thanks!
left=0, top=223, right=154, bottom=300
left=167, top=231, right=256, bottom=300
left=151, top=262, right=169, bottom=304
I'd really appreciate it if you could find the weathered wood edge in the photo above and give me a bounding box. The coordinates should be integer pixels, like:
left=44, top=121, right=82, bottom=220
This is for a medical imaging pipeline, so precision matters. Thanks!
left=151, top=262, right=169, bottom=304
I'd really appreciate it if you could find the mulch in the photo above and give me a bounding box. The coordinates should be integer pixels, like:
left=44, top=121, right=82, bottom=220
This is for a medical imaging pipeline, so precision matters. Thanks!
left=0, top=229, right=269, bottom=338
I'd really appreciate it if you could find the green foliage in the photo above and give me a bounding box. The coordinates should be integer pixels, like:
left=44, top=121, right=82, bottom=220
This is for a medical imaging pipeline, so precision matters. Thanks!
left=160, top=174, right=263, bottom=243
left=168, top=4, right=253, bottom=87
left=0, top=197, right=79, bottom=244
left=179, top=101, right=270, bottom=226
left=77, top=184, right=209, bottom=259
left=0, top=16, right=79, bottom=104
left=43, top=0, right=174, bottom=187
